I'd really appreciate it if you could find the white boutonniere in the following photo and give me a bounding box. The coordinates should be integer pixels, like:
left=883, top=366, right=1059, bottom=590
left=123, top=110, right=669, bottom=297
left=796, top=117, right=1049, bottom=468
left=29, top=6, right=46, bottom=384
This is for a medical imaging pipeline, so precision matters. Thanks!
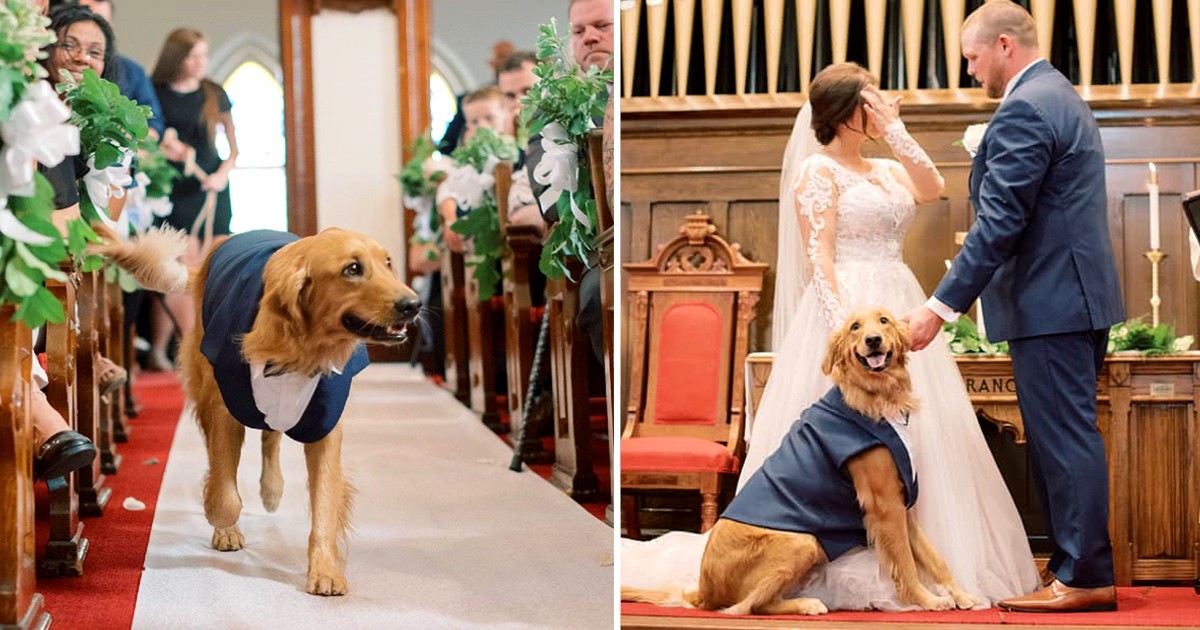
left=960, top=123, right=988, bottom=158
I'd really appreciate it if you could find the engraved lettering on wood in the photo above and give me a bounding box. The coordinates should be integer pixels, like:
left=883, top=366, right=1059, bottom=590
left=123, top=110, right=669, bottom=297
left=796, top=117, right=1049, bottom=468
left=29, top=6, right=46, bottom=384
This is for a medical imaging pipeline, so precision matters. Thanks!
left=1149, top=382, right=1175, bottom=396
left=965, top=377, right=1017, bottom=394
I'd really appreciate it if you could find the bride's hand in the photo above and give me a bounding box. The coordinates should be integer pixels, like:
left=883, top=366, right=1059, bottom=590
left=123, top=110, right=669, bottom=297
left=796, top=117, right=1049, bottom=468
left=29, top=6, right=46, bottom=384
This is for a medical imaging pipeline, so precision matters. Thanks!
left=861, top=86, right=902, bottom=129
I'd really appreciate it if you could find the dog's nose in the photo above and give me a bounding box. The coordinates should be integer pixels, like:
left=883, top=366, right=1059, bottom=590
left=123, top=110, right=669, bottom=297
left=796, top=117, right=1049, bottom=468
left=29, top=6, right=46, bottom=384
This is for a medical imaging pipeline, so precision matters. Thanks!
left=394, top=297, right=421, bottom=321
left=865, top=334, right=882, bottom=349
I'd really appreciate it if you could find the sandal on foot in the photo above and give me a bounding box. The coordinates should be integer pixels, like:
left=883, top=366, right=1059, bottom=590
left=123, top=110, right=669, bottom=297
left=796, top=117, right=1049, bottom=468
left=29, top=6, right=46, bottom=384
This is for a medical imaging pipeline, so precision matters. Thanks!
left=97, top=355, right=127, bottom=397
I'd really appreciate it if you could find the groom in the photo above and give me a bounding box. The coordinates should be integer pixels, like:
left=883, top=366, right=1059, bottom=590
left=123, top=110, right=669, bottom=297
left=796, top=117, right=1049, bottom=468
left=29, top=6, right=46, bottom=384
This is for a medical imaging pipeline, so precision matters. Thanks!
left=905, top=0, right=1123, bottom=613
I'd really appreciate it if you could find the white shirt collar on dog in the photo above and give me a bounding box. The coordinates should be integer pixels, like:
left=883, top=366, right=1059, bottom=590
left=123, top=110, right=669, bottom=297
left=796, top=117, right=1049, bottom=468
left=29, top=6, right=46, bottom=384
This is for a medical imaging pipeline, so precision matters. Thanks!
left=250, top=362, right=322, bottom=434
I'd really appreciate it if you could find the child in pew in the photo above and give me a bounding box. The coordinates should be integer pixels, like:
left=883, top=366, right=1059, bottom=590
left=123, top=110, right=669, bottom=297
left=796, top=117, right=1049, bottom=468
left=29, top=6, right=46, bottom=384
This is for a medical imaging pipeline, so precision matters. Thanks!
left=438, top=85, right=517, bottom=253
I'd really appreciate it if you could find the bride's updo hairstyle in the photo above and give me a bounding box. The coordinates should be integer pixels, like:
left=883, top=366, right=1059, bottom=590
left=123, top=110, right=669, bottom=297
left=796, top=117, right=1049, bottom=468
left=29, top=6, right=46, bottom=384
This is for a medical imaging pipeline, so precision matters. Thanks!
left=808, top=62, right=877, bottom=145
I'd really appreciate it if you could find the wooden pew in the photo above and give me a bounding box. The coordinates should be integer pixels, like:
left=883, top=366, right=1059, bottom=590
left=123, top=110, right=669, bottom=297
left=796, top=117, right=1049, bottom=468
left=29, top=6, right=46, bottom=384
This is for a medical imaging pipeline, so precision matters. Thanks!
left=105, top=277, right=129, bottom=446
left=494, top=161, right=551, bottom=463
left=73, top=271, right=110, bottom=517
left=40, top=266, right=88, bottom=577
left=439, top=245, right=471, bottom=405
left=587, top=128, right=615, bottom=514
left=0, top=308, right=51, bottom=629
left=546, top=263, right=602, bottom=500
left=463, top=240, right=505, bottom=432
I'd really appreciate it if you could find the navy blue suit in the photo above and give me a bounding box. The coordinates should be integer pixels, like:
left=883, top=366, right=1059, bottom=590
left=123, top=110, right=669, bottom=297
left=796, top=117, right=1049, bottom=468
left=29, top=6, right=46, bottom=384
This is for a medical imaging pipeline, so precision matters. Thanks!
left=722, top=387, right=917, bottom=562
left=201, top=231, right=369, bottom=443
left=934, top=60, right=1122, bottom=588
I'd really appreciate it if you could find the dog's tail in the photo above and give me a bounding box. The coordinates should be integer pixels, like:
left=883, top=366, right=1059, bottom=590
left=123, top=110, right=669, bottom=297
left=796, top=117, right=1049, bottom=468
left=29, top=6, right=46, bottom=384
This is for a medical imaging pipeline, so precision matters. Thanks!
left=620, top=585, right=702, bottom=609
left=89, top=223, right=191, bottom=294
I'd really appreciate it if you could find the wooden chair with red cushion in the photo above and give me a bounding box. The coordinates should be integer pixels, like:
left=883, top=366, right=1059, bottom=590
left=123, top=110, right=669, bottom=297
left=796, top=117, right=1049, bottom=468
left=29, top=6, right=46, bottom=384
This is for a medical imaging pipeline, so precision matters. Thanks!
left=621, top=213, right=767, bottom=537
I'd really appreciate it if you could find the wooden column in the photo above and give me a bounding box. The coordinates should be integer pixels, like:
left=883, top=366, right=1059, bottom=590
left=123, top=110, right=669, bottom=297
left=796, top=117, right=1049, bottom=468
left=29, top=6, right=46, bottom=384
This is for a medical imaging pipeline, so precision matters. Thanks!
left=0, top=308, right=50, bottom=630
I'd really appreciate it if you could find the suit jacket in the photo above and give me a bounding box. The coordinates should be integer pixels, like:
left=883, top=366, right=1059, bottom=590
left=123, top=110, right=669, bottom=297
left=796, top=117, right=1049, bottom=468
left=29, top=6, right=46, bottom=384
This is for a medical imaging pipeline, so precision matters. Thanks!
left=721, top=387, right=917, bottom=562
left=116, top=55, right=165, bottom=137
left=202, top=230, right=370, bottom=443
left=934, top=60, right=1123, bottom=342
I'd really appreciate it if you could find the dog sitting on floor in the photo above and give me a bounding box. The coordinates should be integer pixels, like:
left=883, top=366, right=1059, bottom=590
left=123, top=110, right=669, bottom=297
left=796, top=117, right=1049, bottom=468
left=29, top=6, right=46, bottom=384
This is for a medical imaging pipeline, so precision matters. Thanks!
left=93, top=225, right=420, bottom=596
left=622, top=307, right=982, bottom=615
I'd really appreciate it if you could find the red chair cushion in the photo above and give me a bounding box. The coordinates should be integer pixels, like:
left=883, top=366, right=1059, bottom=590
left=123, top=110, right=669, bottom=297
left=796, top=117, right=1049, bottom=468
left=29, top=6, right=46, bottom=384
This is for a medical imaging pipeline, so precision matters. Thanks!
left=530, top=305, right=547, bottom=323
left=653, top=302, right=722, bottom=425
left=620, top=436, right=740, bottom=474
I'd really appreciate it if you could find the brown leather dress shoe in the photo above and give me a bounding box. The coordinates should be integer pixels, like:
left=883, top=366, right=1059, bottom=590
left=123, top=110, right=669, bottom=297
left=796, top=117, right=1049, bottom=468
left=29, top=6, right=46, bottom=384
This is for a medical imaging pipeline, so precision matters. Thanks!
left=998, top=580, right=1116, bottom=613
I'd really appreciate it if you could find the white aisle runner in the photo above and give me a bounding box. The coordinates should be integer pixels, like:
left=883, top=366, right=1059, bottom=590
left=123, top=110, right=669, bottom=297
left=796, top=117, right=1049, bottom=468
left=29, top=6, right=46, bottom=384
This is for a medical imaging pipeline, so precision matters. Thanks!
left=132, top=364, right=613, bottom=630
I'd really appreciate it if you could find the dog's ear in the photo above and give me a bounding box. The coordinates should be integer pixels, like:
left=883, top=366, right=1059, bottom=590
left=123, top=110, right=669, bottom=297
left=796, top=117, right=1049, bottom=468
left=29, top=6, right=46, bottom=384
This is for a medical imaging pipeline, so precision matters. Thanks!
left=262, top=254, right=311, bottom=329
left=822, top=327, right=845, bottom=376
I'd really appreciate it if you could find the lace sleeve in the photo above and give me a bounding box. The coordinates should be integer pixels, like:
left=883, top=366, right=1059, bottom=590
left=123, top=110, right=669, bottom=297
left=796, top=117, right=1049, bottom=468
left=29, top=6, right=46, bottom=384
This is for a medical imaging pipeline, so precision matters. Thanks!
left=883, top=119, right=934, bottom=170
left=795, top=162, right=845, bottom=328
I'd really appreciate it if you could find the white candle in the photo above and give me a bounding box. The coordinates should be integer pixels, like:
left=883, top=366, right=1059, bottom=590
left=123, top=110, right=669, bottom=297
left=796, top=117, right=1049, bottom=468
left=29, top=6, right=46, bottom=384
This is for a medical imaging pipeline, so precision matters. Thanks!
left=1149, top=163, right=1161, bottom=251
left=976, top=299, right=987, bottom=341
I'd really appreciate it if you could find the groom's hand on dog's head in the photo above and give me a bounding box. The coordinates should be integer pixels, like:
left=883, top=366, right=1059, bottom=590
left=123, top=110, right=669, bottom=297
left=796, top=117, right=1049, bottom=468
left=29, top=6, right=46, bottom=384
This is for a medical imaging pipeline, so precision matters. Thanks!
left=902, top=306, right=943, bottom=352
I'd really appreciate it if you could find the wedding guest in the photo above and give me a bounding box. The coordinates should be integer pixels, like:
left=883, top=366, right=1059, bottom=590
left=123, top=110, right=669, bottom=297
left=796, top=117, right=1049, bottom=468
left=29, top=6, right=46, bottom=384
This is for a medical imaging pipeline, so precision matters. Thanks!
left=497, top=51, right=545, bottom=236
left=524, top=0, right=613, bottom=362
left=438, top=86, right=514, bottom=253
left=75, top=0, right=165, bottom=138
left=147, top=28, right=239, bottom=372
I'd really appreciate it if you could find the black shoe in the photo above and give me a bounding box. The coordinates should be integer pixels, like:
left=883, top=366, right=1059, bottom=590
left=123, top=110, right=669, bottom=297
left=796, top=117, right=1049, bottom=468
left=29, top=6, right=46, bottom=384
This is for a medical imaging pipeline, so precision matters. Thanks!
left=34, top=430, right=97, bottom=481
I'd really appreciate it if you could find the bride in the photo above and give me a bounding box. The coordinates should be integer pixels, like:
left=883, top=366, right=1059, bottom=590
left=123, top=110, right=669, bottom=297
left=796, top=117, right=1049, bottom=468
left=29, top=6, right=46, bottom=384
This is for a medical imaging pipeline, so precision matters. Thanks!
left=621, top=63, right=1039, bottom=611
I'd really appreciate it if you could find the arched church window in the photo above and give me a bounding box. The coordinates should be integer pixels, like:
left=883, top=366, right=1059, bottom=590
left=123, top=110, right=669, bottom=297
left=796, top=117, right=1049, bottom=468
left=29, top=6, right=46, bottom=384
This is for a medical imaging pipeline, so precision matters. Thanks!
left=216, top=60, right=288, bottom=233
left=430, top=70, right=458, bottom=146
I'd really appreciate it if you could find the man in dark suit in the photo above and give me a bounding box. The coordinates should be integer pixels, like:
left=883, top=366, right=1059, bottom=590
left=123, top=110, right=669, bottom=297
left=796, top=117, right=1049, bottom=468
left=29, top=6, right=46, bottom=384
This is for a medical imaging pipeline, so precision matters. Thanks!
left=905, top=0, right=1123, bottom=613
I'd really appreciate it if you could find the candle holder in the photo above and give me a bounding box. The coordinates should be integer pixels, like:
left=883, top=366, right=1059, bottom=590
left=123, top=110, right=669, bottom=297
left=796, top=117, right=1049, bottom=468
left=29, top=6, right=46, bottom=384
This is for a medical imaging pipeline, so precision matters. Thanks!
left=1144, top=249, right=1166, bottom=326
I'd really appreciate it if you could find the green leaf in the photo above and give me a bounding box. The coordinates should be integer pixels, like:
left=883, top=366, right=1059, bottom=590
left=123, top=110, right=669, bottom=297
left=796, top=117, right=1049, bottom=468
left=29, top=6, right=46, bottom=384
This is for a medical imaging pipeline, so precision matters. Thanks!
left=14, top=243, right=68, bottom=282
left=4, top=260, right=40, bottom=297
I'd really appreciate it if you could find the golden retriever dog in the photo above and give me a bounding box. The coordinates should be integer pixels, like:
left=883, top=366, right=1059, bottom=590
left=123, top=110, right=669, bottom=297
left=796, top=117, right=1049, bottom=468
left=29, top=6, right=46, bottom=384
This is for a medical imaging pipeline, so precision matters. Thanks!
left=623, top=307, right=981, bottom=615
left=93, top=225, right=420, bottom=595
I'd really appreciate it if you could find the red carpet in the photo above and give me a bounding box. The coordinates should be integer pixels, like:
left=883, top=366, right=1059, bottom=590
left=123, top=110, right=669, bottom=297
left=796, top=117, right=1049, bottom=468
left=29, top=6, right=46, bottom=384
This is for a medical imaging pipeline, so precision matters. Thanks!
left=34, top=372, right=184, bottom=630
left=623, top=586, right=1200, bottom=626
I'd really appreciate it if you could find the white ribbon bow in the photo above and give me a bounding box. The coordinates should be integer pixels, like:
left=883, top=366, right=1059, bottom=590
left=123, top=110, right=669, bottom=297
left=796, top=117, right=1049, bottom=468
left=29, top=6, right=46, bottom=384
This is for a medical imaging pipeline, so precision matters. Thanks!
left=122, top=172, right=174, bottom=233
left=533, top=122, right=590, bottom=229
left=0, top=80, right=80, bottom=198
left=438, top=155, right=500, bottom=211
left=83, top=146, right=134, bottom=225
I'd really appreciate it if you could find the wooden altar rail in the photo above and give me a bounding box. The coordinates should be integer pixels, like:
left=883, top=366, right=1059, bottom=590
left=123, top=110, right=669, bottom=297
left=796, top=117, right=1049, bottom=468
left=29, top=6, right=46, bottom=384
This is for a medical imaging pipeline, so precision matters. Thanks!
left=956, top=354, right=1200, bottom=586
left=621, top=0, right=1200, bottom=97
left=620, top=85, right=1200, bottom=419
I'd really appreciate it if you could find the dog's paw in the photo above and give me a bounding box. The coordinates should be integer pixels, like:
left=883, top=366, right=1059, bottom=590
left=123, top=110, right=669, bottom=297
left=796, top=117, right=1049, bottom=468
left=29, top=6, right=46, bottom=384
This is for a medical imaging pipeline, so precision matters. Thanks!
left=951, top=590, right=983, bottom=610
left=211, top=525, right=245, bottom=551
left=795, top=598, right=828, bottom=615
left=915, top=593, right=956, bottom=611
left=306, top=571, right=348, bottom=596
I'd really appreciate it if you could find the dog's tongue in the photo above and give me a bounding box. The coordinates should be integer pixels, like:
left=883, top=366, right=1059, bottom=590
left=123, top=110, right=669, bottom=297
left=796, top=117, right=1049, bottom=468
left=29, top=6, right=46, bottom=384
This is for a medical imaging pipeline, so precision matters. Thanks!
left=866, top=353, right=887, bottom=369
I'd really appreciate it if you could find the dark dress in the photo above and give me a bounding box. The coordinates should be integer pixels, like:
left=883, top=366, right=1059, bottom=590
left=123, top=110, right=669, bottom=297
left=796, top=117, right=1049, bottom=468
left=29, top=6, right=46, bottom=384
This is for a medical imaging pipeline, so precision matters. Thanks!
left=201, top=230, right=370, bottom=443
left=721, top=387, right=918, bottom=562
left=153, top=80, right=233, bottom=237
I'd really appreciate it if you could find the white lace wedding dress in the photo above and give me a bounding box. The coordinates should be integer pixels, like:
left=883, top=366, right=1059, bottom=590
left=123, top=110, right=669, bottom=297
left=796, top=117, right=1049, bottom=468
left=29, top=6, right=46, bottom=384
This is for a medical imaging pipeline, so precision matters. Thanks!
left=621, top=148, right=1040, bottom=611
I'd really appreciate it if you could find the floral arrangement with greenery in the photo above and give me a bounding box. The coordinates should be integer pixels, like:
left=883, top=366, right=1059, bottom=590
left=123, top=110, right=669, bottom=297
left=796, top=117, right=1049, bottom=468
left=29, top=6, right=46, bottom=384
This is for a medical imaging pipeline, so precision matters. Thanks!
left=521, top=18, right=612, bottom=280
left=1107, top=317, right=1194, bottom=355
left=941, top=316, right=1009, bottom=355
left=399, top=132, right=445, bottom=258
left=0, top=1, right=83, bottom=327
left=445, top=127, right=518, bottom=301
